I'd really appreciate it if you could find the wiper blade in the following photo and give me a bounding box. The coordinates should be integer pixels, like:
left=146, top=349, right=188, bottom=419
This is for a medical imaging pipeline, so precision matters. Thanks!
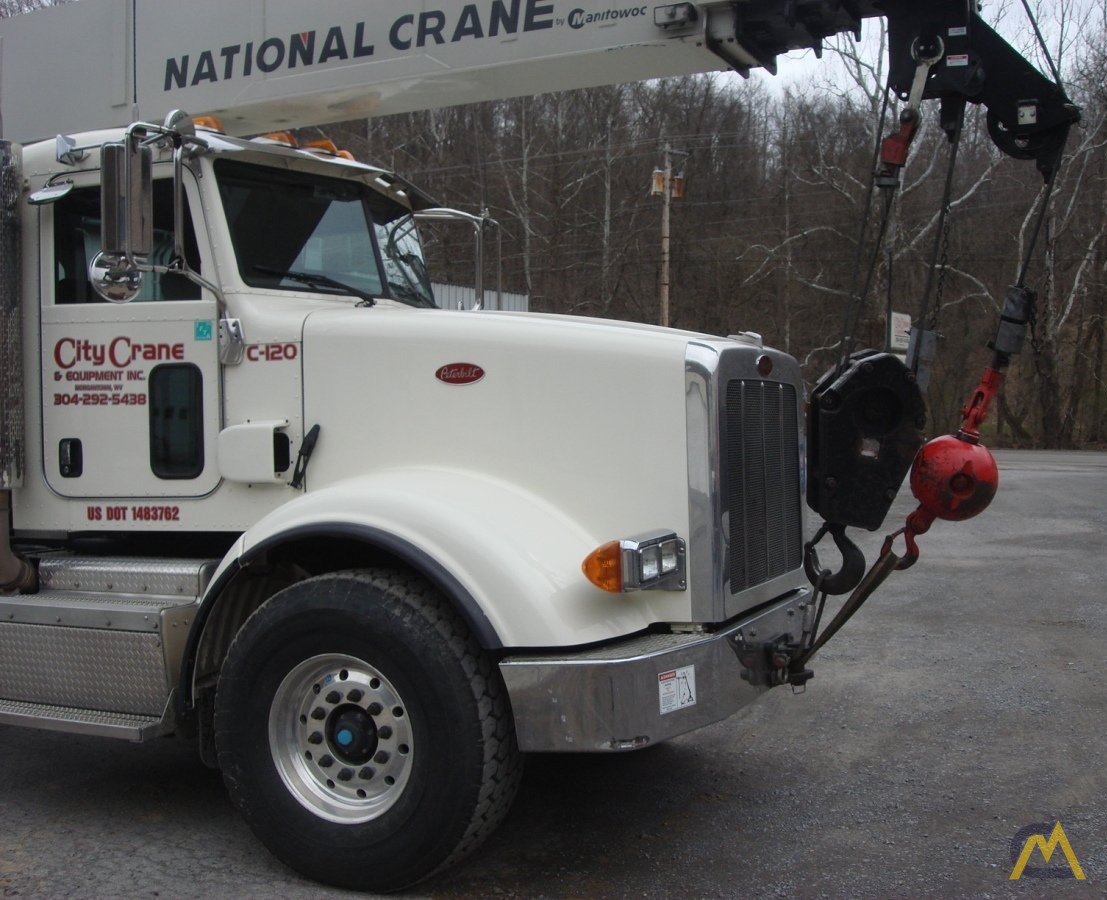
left=253, top=265, right=376, bottom=306
left=387, top=279, right=436, bottom=308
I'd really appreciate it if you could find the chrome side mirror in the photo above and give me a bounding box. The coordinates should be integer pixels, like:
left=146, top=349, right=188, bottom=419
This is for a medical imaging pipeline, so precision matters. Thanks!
left=95, top=134, right=153, bottom=304
left=89, top=251, right=143, bottom=303
left=100, top=139, right=153, bottom=261
left=28, top=181, right=74, bottom=206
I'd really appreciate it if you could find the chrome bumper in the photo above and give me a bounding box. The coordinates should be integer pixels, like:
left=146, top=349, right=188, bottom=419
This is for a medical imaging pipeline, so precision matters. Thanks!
left=499, top=588, right=814, bottom=752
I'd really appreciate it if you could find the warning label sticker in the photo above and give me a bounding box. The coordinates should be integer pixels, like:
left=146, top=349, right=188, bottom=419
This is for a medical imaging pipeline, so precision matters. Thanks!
left=658, top=665, right=696, bottom=715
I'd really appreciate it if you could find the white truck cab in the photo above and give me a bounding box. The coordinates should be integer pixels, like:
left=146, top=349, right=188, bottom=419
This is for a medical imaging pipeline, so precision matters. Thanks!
left=0, top=117, right=812, bottom=890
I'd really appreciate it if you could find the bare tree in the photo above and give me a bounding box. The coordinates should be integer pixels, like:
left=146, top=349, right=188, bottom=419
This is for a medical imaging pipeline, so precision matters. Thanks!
left=348, top=1, right=1105, bottom=448
left=0, top=0, right=70, bottom=18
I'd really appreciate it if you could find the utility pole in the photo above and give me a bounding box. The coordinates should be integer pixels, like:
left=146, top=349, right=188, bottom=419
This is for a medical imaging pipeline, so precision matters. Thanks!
left=659, top=143, right=673, bottom=328
left=653, top=143, right=687, bottom=328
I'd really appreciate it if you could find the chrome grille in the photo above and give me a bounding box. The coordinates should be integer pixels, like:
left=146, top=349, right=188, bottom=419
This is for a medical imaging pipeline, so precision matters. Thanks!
left=724, top=380, right=802, bottom=593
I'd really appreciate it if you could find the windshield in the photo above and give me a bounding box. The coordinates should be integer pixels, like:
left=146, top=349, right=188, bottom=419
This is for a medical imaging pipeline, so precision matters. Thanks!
left=215, top=159, right=435, bottom=308
left=376, top=215, right=436, bottom=308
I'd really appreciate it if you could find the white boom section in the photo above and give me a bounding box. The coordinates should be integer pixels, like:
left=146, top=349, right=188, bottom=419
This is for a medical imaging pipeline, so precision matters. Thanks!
left=0, top=0, right=762, bottom=142
left=0, top=0, right=884, bottom=143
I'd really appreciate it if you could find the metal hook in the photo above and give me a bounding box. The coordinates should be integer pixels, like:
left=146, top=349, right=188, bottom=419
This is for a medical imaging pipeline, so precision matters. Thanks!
left=880, top=526, right=921, bottom=570
left=804, top=523, right=867, bottom=595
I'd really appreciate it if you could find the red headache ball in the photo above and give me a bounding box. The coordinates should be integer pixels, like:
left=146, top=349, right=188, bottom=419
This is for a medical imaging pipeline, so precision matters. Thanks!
left=909, top=434, right=999, bottom=522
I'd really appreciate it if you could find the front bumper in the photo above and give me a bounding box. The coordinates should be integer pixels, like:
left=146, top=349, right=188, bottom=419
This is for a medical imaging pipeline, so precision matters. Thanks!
left=499, top=588, right=814, bottom=752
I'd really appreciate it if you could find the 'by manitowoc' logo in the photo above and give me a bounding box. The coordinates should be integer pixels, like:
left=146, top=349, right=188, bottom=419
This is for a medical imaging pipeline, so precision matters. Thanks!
left=567, top=6, right=646, bottom=28
left=1009, top=821, right=1085, bottom=881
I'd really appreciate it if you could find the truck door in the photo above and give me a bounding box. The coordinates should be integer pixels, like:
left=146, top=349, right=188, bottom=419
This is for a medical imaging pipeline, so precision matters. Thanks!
left=41, top=174, right=221, bottom=499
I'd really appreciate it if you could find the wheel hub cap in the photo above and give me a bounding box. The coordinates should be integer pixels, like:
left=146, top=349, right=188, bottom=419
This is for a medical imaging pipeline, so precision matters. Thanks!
left=327, top=705, right=378, bottom=764
left=269, top=654, right=415, bottom=824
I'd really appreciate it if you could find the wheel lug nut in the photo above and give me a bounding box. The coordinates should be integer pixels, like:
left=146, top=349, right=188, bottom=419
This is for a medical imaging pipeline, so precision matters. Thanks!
left=310, top=707, right=326, bottom=721
left=359, top=767, right=375, bottom=780
left=338, top=768, right=354, bottom=782
left=308, top=731, right=323, bottom=745
left=378, top=725, right=393, bottom=740
left=374, top=751, right=390, bottom=764
left=346, top=689, right=363, bottom=702
left=367, top=702, right=383, bottom=716
left=319, top=755, right=334, bottom=768
left=325, top=690, right=342, bottom=704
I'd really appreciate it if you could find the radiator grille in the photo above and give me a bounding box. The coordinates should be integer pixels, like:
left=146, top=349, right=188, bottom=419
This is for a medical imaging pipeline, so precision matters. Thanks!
left=725, top=380, right=802, bottom=593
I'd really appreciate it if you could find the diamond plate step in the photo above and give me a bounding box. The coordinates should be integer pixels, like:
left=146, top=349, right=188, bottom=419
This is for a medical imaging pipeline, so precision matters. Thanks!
left=0, top=697, right=168, bottom=741
left=0, top=590, right=192, bottom=631
left=0, top=557, right=209, bottom=732
left=36, top=556, right=218, bottom=597
left=0, top=621, right=171, bottom=714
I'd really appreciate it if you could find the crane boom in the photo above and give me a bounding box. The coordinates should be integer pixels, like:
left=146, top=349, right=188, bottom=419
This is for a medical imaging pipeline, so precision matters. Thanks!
left=0, top=0, right=884, bottom=142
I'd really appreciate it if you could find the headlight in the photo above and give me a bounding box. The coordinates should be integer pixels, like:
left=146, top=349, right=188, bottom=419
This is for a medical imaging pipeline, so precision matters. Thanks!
left=582, top=531, right=687, bottom=593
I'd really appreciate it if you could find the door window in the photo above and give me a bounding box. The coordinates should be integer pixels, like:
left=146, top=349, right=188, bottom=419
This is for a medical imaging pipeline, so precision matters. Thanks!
left=53, top=180, right=202, bottom=303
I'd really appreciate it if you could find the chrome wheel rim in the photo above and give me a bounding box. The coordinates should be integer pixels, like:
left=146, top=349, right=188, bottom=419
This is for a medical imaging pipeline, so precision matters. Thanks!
left=269, top=653, right=414, bottom=823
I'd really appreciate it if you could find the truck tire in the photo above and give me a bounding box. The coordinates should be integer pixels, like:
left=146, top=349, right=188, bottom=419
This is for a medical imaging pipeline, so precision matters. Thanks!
left=214, top=569, right=522, bottom=892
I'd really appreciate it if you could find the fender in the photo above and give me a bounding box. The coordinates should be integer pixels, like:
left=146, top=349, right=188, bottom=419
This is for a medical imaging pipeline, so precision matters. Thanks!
left=182, top=466, right=693, bottom=701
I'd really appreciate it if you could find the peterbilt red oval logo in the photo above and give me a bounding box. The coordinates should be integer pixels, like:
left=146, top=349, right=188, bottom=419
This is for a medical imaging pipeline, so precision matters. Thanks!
left=435, top=363, right=485, bottom=385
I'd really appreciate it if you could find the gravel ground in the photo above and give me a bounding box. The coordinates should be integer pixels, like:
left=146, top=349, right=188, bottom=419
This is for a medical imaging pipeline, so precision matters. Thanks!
left=1, top=449, right=1104, bottom=898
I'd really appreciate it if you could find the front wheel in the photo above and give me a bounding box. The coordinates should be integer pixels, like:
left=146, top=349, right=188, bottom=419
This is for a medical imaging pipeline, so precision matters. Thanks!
left=214, top=570, right=522, bottom=892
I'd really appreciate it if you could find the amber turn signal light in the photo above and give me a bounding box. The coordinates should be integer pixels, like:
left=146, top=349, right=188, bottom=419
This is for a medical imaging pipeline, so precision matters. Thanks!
left=582, top=541, right=623, bottom=593
left=193, top=115, right=226, bottom=133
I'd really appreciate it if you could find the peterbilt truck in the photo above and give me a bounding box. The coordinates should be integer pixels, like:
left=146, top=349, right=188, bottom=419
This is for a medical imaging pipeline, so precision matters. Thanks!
left=0, top=0, right=1077, bottom=891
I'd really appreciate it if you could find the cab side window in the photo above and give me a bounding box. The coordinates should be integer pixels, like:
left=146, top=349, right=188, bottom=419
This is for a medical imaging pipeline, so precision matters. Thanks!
left=53, top=180, right=202, bottom=303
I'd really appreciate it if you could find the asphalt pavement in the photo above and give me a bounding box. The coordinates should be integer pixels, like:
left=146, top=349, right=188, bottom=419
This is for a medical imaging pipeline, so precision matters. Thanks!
left=1, top=449, right=1104, bottom=898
